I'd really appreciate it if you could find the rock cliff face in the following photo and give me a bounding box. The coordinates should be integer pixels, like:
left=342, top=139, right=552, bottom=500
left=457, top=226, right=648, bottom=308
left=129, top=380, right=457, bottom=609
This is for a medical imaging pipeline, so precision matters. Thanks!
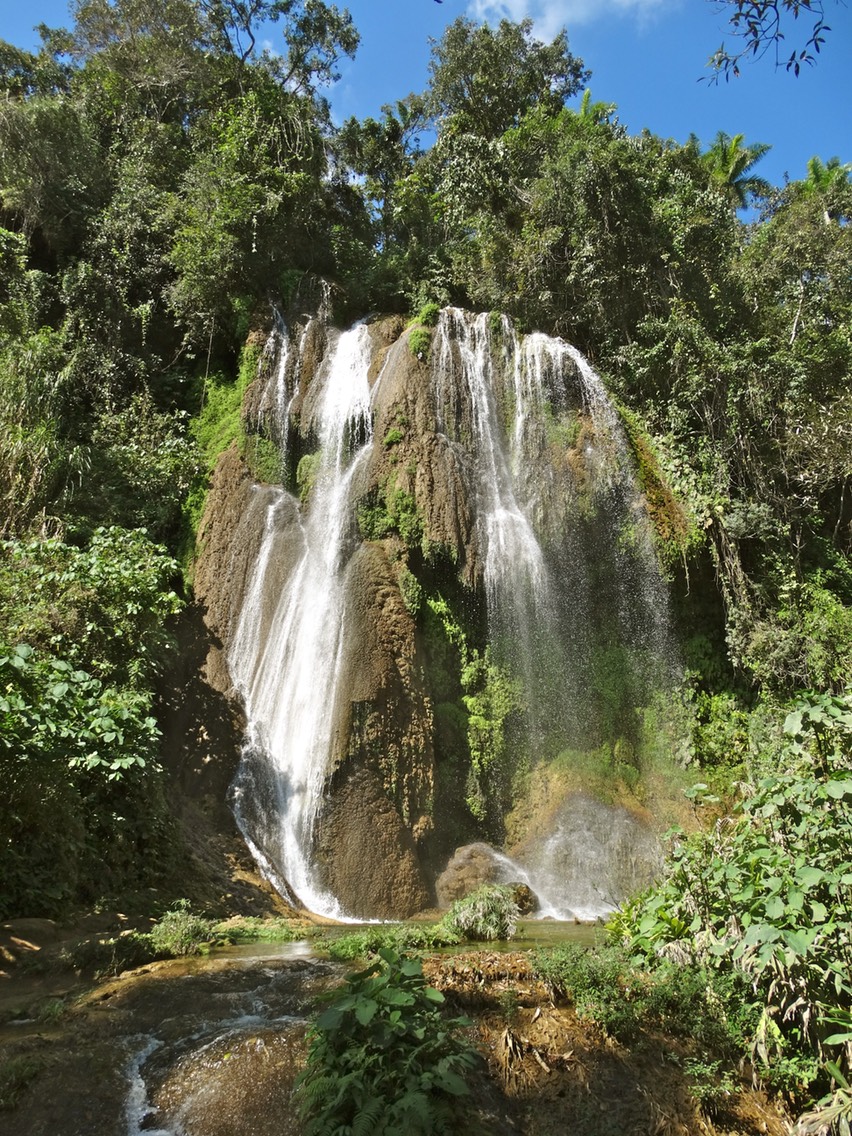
left=193, top=303, right=681, bottom=920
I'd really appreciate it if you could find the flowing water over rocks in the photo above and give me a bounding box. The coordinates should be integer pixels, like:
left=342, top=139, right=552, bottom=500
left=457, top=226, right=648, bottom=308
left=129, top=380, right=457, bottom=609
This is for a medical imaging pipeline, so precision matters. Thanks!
left=1, top=945, right=340, bottom=1136
left=194, top=305, right=684, bottom=922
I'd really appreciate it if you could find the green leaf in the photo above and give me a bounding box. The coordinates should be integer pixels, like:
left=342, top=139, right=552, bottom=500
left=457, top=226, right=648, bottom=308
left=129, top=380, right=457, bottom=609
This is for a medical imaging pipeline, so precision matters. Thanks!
left=783, top=710, right=803, bottom=736
left=785, top=889, right=804, bottom=913
left=826, top=779, right=852, bottom=800
left=315, top=1008, right=344, bottom=1031
left=782, top=928, right=814, bottom=955
left=434, top=1070, right=469, bottom=1096
left=796, top=866, right=825, bottom=888
left=382, top=989, right=415, bottom=1007
left=354, top=999, right=379, bottom=1026
left=764, top=896, right=785, bottom=920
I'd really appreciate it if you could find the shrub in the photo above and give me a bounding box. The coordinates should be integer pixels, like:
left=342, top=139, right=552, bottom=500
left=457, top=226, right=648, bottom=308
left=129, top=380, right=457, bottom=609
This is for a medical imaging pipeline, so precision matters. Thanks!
left=0, top=641, right=168, bottom=917
left=149, top=900, right=216, bottom=957
left=295, top=948, right=481, bottom=1135
left=531, top=942, right=645, bottom=1039
left=0, top=527, right=183, bottom=689
left=408, top=325, right=432, bottom=361
left=440, top=884, right=519, bottom=942
left=57, top=902, right=215, bottom=979
left=531, top=942, right=753, bottom=1047
left=616, top=693, right=852, bottom=1123
left=684, top=1057, right=738, bottom=1119
left=415, top=301, right=441, bottom=327
left=319, top=922, right=460, bottom=962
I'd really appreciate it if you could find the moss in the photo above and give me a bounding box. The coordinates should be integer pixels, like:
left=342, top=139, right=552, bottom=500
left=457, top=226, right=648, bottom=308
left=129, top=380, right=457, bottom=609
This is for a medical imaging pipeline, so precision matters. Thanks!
left=423, top=592, right=521, bottom=832
left=398, top=566, right=423, bottom=614
left=543, top=401, right=582, bottom=451
left=388, top=486, right=422, bottom=547
left=296, top=451, right=322, bottom=502
left=358, top=481, right=424, bottom=550
left=358, top=491, right=393, bottom=541
left=618, top=407, right=701, bottom=566
left=184, top=341, right=264, bottom=553
left=384, top=426, right=404, bottom=447
left=243, top=433, right=282, bottom=483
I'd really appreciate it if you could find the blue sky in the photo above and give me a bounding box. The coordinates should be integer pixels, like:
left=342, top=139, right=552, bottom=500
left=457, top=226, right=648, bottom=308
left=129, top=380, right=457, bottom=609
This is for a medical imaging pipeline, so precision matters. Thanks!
left=3, top=0, right=850, bottom=190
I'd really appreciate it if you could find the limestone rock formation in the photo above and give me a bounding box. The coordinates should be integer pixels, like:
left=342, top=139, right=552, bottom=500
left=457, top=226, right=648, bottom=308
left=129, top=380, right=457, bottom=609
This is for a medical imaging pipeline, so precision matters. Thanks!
left=192, top=301, right=680, bottom=920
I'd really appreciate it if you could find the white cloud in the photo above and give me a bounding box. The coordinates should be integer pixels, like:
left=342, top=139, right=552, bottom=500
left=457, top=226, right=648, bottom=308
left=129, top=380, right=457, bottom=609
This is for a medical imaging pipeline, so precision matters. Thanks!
left=467, top=0, right=677, bottom=41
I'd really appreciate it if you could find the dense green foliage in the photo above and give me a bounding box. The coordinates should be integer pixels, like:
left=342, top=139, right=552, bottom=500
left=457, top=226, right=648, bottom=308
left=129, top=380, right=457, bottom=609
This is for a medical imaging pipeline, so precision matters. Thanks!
left=0, top=527, right=182, bottom=915
left=531, top=940, right=755, bottom=1051
left=615, top=694, right=852, bottom=1126
left=296, top=948, right=481, bottom=1135
left=0, top=0, right=360, bottom=915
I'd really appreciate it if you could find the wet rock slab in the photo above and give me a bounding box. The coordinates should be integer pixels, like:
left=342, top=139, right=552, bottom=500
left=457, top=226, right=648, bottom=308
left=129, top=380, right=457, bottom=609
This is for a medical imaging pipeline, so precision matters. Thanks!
left=1, top=948, right=339, bottom=1136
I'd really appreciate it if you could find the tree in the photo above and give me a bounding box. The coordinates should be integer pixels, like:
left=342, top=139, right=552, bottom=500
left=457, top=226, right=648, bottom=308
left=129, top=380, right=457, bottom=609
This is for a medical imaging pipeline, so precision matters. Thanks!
left=700, top=131, right=772, bottom=208
left=426, top=16, right=588, bottom=138
left=63, top=0, right=214, bottom=125
left=0, top=40, right=70, bottom=98
left=709, top=0, right=836, bottom=78
left=167, top=81, right=330, bottom=339
left=800, top=155, right=852, bottom=223
left=0, top=96, right=105, bottom=253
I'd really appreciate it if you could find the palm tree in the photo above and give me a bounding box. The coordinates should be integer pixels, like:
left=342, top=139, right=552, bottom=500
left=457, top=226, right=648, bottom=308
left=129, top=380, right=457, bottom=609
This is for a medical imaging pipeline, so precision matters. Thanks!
left=574, top=88, right=616, bottom=126
left=701, top=130, right=772, bottom=209
left=800, top=156, right=851, bottom=222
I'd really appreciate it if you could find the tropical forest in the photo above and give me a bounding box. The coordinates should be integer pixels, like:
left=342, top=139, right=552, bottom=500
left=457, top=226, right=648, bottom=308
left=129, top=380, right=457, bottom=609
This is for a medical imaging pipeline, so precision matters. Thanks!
left=0, top=1, right=850, bottom=1134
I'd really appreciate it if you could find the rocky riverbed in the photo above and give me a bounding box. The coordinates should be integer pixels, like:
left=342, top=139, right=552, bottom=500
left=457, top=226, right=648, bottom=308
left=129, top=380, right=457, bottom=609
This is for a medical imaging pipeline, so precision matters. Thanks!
left=1, top=920, right=792, bottom=1136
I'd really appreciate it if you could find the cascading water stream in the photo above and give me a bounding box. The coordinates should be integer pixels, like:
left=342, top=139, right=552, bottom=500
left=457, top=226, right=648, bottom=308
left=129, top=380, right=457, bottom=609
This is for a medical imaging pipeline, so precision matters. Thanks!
left=432, top=311, right=564, bottom=756
left=434, top=311, right=552, bottom=627
left=228, top=323, right=374, bottom=918
left=430, top=310, right=676, bottom=918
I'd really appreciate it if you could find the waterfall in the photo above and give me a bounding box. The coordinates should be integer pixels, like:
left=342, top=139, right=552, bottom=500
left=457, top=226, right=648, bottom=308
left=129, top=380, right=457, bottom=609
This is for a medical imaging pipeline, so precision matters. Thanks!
left=217, top=305, right=680, bottom=921
left=432, top=311, right=564, bottom=748
left=228, top=323, right=374, bottom=918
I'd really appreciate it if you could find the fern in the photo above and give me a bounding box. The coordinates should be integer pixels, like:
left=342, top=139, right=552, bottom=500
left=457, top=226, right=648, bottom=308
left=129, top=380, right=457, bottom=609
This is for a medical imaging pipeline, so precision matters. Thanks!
left=352, top=1097, right=384, bottom=1136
